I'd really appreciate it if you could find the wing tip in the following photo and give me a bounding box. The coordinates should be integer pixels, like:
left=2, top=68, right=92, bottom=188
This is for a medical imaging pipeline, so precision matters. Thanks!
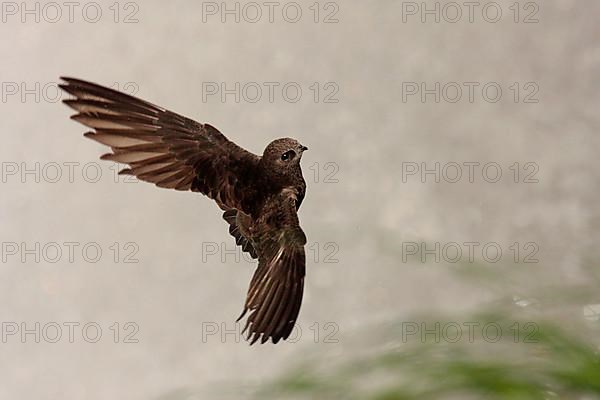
left=99, top=153, right=115, bottom=161
left=70, top=114, right=86, bottom=123
left=59, top=76, right=90, bottom=86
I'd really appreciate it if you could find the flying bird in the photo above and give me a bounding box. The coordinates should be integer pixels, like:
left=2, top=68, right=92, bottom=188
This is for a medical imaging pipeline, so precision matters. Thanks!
left=59, top=77, right=308, bottom=345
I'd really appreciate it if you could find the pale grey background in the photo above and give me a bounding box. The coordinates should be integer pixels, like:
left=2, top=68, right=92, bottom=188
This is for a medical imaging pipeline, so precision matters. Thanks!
left=0, top=1, right=599, bottom=399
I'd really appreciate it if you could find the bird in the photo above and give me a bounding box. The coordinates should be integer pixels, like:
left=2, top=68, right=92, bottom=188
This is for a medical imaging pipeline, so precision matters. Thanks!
left=59, top=77, right=308, bottom=345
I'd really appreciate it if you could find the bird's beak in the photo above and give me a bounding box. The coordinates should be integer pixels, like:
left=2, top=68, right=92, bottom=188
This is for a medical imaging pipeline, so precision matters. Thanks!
left=300, top=145, right=308, bottom=152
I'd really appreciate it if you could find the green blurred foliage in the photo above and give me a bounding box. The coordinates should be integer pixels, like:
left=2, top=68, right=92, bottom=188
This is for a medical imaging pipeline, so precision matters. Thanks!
left=256, top=260, right=600, bottom=400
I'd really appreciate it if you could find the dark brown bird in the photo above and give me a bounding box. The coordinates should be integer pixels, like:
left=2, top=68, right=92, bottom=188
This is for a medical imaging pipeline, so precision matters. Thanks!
left=59, top=77, right=308, bottom=345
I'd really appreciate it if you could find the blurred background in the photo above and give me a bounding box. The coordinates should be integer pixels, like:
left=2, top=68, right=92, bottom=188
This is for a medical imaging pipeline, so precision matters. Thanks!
left=0, top=1, right=599, bottom=399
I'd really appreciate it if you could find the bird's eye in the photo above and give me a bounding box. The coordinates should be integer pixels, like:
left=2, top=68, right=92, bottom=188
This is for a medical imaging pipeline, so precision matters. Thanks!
left=281, top=150, right=296, bottom=161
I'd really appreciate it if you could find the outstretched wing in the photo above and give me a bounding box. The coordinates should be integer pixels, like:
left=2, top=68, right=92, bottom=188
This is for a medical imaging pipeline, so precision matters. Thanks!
left=238, top=189, right=307, bottom=344
left=59, top=77, right=260, bottom=212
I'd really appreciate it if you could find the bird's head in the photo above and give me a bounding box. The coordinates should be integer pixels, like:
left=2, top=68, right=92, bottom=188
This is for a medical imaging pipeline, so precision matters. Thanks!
left=262, top=138, right=308, bottom=170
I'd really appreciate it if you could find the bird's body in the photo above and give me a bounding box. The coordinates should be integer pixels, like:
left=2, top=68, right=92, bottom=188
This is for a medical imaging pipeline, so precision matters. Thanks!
left=59, top=77, right=308, bottom=344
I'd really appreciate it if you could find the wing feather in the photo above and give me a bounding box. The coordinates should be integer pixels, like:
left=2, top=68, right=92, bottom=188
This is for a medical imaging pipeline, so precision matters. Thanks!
left=60, top=77, right=260, bottom=210
left=239, top=191, right=307, bottom=344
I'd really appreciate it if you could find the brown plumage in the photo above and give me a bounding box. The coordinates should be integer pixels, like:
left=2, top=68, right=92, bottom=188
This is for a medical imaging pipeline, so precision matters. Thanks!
left=60, top=77, right=308, bottom=344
